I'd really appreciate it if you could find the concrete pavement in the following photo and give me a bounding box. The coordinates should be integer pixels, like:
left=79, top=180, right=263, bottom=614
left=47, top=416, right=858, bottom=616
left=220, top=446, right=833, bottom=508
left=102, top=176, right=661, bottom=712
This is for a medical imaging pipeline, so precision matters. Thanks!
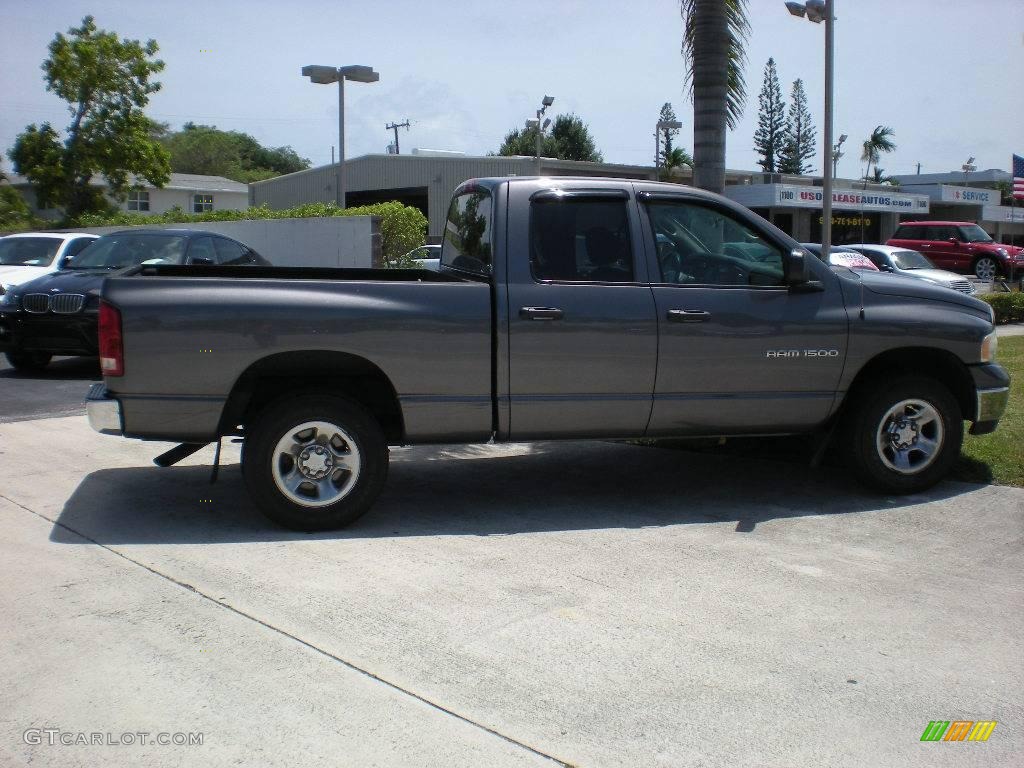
left=1, top=415, right=1022, bottom=767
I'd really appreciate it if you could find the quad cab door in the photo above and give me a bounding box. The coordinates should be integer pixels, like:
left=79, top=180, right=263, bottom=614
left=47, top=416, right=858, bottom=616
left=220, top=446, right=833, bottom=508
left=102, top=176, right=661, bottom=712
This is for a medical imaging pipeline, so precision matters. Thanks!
left=637, top=192, right=849, bottom=435
left=504, top=184, right=658, bottom=439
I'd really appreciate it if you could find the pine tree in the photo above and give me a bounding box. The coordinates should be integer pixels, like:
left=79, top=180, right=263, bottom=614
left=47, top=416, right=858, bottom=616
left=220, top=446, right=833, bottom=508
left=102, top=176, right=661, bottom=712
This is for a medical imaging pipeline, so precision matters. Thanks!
left=752, top=58, right=785, bottom=173
left=658, top=102, right=680, bottom=161
left=778, top=79, right=817, bottom=175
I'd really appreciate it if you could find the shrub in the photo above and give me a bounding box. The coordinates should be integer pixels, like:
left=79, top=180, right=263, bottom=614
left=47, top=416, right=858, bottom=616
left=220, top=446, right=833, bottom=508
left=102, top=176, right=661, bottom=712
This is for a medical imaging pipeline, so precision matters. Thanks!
left=981, top=292, right=1024, bottom=324
left=68, top=201, right=428, bottom=268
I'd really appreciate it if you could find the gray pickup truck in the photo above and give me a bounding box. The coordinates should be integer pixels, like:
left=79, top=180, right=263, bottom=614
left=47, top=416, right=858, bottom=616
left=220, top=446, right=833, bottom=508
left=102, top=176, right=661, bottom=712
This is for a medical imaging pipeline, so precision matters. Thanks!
left=87, top=177, right=1010, bottom=530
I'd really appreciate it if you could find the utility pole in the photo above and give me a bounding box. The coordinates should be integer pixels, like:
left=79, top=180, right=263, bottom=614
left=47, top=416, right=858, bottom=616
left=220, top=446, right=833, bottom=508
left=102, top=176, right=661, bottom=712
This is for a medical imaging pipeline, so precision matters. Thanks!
left=386, top=120, right=410, bottom=154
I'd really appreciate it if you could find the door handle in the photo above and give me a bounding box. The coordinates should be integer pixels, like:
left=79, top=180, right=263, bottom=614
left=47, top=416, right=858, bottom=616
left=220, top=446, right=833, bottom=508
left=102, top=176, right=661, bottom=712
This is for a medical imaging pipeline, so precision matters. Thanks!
left=519, top=306, right=564, bottom=321
left=666, top=309, right=710, bottom=323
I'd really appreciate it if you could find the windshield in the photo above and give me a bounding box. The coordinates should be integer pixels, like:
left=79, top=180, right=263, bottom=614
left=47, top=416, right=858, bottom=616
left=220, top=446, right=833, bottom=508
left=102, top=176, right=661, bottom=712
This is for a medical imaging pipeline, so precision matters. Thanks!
left=0, top=237, right=61, bottom=267
left=958, top=224, right=992, bottom=243
left=891, top=249, right=933, bottom=270
left=67, top=234, right=187, bottom=269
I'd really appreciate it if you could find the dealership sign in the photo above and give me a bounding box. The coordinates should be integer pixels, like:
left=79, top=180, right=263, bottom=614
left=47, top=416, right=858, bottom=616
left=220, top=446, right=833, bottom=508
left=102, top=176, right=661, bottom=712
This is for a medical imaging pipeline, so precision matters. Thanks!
left=939, top=185, right=996, bottom=204
left=775, top=185, right=930, bottom=212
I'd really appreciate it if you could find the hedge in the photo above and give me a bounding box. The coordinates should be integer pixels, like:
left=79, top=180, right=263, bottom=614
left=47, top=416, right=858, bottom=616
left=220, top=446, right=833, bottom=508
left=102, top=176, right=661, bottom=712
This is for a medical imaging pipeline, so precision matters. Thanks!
left=69, top=201, right=428, bottom=268
left=980, top=292, right=1024, bottom=325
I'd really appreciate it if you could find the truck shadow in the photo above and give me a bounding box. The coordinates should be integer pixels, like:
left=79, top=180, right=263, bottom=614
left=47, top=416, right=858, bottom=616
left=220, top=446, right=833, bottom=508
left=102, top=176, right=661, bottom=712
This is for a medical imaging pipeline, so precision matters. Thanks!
left=50, top=441, right=980, bottom=545
left=0, top=356, right=100, bottom=381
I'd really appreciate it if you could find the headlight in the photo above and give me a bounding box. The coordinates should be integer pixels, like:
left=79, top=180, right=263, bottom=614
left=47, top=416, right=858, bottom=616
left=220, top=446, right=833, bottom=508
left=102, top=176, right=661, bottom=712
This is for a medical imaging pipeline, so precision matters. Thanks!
left=996, top=248, right=1008, bottom=257
left=0, top=289, right=16, bottom=306
left=981, top=331, right=998, bottom=363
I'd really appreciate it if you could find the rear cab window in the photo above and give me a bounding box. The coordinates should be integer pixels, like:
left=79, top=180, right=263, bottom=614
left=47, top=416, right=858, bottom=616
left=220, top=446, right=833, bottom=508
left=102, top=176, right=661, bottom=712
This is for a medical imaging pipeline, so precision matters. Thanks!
left=530, top=197, right=634, bottom=282
left=441, top=185, right=493, bottom=277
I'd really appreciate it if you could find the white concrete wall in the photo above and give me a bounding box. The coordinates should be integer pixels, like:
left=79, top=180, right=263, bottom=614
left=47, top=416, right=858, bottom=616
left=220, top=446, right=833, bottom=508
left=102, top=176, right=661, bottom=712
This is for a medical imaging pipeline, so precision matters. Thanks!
left=66, top=216, right=379, bottom=268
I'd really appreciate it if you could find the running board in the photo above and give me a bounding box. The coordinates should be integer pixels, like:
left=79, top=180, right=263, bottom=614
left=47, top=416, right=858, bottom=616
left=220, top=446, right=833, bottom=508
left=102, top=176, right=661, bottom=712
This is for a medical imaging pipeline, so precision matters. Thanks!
left=152, top=442, right=210, bottom=468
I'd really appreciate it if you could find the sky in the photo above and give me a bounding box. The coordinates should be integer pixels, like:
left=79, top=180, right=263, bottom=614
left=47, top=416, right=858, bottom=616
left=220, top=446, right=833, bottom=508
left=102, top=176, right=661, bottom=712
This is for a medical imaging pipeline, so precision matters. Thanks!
left=1, top=0, right=1023, bottom=181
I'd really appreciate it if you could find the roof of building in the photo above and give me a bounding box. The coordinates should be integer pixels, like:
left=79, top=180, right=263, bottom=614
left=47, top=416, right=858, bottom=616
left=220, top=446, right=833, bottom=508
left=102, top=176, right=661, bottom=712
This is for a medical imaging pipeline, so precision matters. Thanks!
left=893, top=169, right=1010, bottom=185
left=4, top=172, right=247, bottom=194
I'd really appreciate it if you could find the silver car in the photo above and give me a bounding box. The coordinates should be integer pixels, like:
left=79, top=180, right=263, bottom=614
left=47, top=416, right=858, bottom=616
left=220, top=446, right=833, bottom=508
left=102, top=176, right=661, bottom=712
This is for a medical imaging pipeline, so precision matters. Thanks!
left=845, top=244, right=975, bottom=295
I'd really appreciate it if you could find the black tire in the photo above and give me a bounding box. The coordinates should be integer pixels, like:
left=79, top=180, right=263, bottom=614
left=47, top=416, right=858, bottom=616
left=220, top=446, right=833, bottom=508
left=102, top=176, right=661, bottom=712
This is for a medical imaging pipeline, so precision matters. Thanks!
left=5, top=350, right=52, bottom=371
left=842, top=376, right=962, bottom=494
left=972, top=256, right=998, bottom=281
left=242, top=395, right=388, bottom=530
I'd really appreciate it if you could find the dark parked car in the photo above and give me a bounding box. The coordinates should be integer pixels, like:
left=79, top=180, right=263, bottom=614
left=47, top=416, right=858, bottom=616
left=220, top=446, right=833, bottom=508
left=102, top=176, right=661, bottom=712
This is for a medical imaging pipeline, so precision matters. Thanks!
left=0, top=229, right=269, bottom=370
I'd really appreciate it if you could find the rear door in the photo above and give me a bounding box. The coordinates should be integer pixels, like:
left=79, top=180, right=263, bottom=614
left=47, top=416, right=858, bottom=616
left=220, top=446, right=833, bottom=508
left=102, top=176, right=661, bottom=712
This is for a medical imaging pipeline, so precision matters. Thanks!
left=504, top=184, right=658, bottom=439
left=638, top=192, right=848, bottom=435
left=921, top=225, right=954, bottom=269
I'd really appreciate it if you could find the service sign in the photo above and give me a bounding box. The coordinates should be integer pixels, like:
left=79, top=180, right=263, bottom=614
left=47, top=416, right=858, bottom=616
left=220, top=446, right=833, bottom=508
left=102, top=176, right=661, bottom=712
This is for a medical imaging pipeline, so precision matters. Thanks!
left=774, top=185, right=930, bottom=213
left=940, top=185, right=996, bottom=204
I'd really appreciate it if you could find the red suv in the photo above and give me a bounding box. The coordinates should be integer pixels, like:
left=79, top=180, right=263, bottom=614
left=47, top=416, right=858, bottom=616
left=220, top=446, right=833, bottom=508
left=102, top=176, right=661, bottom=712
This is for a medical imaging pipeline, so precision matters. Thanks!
left=887, top=221, right=1023, bottom=280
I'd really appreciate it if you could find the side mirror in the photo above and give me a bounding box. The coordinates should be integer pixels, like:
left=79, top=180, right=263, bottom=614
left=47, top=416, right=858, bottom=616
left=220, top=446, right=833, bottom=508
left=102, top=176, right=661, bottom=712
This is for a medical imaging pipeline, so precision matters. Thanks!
left=57, top=255, right=71, bottom=269
left=784, top=249, right=810, bottom=284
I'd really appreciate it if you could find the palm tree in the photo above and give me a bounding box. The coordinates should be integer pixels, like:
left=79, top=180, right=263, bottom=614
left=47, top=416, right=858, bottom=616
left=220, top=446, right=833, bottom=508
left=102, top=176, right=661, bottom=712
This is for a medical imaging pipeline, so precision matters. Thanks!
left=869, top=167, right=897, bottom=186
left=660, top=146, right=694, bottom=181
left=860, top=125, right=896, bottom=188
left=680, top=0, right=751, bottom=194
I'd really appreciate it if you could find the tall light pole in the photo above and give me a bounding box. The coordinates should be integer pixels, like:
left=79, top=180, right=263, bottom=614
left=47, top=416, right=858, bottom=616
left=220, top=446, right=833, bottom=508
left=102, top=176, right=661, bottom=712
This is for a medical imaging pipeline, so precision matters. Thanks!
left=655, top=119, right=683, bottom=177
left=302, top=64, right=380, bottom=209
left=961, top=156, right=976, bottom=187
left=533, top=95, right=554, bottom=172
left=786, top=0, right=833, bottom=260
left=832, top=133, right=847, bottom=178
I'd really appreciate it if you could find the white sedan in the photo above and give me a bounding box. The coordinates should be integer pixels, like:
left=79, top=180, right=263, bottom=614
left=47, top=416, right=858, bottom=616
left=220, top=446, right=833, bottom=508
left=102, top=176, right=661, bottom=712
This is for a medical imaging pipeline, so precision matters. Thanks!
left=0, top=232, right=98, bottom=296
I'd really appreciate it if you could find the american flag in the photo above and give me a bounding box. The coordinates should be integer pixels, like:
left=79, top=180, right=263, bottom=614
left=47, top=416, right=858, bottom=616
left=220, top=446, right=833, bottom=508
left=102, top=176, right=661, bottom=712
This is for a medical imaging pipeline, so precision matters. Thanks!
left=1014, top=154, right=1024, bottom=200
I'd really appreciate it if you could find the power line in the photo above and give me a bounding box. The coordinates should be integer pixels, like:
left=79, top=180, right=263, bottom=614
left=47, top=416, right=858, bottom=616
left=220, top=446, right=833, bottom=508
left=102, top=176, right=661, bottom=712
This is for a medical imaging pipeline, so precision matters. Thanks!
left=385, top=120, right=410, bottom=154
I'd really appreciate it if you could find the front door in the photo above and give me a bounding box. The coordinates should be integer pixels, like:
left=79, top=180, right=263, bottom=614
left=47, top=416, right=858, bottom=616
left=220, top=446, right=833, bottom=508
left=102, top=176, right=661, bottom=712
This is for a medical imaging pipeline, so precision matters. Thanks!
left=640, top=196, right=848, bottom=435
left=505, top=187, right=658, bottom=439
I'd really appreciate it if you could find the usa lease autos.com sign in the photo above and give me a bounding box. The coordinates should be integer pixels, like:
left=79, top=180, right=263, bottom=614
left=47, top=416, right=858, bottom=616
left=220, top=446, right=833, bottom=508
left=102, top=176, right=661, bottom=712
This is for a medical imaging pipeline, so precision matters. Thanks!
left=775, top=185, right=930, bottom=213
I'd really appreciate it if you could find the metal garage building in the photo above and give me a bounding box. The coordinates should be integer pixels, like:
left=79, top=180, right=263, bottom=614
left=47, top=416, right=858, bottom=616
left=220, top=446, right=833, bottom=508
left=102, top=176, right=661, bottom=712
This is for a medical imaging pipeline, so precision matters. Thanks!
left=249, top=153, right=667, bottom=239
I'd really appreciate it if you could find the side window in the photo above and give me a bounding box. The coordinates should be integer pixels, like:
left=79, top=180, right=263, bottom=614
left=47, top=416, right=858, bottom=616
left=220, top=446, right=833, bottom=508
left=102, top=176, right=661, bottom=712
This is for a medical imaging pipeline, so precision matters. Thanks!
left=530, top=199, right=634, bottom=282
left=440, top=189, right=493, bottom=276
left=64, top=238, right=94, bottom=258
left=212, top=237, right=251, bottom=265
left=187, top=237, right=217, bottom=264
left=859, top=249, right=886, bottom=269
left=892, top=226, right=911, bottom=240
left=645, top=201, right=785, bottom=286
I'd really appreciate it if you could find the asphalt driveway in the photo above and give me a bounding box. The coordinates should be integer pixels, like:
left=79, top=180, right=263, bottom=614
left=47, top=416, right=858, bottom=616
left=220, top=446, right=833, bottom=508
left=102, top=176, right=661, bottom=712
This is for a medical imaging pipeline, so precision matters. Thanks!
left=0, top=415, right=1021, bottom=767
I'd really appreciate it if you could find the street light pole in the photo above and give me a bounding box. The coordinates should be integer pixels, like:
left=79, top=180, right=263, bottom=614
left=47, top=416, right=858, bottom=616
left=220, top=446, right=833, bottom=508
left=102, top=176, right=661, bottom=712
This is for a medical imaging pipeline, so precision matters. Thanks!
left=785, top=1, right=834, bottom=261
left=338, top=76, right=345, bottom=208
left=302, top=64, right=379, bottom=210
left=655, top=119, right=683, bottom=179
left=823, top=0, right=834, bottom=261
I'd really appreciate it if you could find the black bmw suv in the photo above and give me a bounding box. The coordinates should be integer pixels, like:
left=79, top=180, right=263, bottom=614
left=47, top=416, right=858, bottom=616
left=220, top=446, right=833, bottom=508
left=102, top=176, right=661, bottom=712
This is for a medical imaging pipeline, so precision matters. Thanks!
left=0, top=229, right=270, bottom=370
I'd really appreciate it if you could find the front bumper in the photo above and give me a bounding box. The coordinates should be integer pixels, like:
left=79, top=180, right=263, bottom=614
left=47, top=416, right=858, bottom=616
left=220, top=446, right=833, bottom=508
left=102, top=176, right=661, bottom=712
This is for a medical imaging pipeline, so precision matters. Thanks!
left=0, top=309, right=98, bottom=355
left=86, top=383, right=123, bottom=435
left=968, top=362, right=1011, bottom=436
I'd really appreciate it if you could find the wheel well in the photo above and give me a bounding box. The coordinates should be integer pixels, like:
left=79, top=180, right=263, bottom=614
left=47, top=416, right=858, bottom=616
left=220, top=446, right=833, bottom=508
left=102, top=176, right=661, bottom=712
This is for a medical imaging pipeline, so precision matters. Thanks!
left=219, top=351, right=405, bottom=443
left=844, top=347, right=976, bottom=421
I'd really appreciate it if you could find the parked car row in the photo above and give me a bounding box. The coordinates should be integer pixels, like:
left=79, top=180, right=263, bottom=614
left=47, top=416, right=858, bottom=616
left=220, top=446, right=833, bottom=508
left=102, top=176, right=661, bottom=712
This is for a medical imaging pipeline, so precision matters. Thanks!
left=0, top=229, right=269, bottom=370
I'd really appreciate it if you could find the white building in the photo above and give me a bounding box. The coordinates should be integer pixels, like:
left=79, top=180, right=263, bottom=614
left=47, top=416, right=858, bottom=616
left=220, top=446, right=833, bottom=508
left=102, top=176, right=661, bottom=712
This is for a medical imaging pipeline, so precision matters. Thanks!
left=6, top=172, right=249, bottom=219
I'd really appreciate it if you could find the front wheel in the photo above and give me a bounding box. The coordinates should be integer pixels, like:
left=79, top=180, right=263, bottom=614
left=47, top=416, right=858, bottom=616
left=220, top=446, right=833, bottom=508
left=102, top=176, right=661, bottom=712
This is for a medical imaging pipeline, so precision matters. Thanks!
left=973, top=256, right=998, bottom=281
left=242, top=395, right=388, bottom=530
left=5, top=350, right=52, bottom=371
left=842, top=376, right=962, bottom=494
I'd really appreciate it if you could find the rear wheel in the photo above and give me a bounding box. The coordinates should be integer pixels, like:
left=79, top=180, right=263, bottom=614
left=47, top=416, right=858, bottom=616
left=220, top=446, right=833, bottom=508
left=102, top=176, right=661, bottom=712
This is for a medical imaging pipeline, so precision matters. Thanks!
left=973, top=256, right=998, bottom=281
left=242, top=395, right=388, bottom=530
left=843, top=376, right=962, bottom=494
left=5, top=350, right=52, bottom=371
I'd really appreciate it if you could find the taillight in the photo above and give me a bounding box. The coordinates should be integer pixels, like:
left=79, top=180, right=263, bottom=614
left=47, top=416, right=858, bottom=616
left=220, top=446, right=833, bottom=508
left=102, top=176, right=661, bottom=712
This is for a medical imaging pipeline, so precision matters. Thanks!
left=98, top=301, right=124, bottom=376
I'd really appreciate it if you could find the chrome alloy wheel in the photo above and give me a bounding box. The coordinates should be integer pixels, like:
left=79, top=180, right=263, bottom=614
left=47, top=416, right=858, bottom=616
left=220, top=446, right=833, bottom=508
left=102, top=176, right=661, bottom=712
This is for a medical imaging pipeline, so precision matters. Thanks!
left=875, top=399, right=945, bottom=475
left=973, top=257, right=997, bottom=281
left=270, top=420, right=361, bottom=507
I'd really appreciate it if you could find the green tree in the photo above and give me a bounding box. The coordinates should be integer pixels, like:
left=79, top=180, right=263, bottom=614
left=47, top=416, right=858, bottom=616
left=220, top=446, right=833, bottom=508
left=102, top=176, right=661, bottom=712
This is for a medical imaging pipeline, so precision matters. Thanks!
left=752, top=58, right=786, bottom=173
left=7, top=16, right=170, bottom=218
left=680, top=0, right=751, bottom=193
left=660, top=147, right=694, bottom=181
left=497, top=114, right=603, bottom=162
left=869, top=167, right=897, bottom=186
left=778, top=79, right=816, bottom=175
left=161, top=123, right=311, bottom=183
left=860, top=125, right=896, bottom=186
left=658, top=102, right=681, bottom=161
